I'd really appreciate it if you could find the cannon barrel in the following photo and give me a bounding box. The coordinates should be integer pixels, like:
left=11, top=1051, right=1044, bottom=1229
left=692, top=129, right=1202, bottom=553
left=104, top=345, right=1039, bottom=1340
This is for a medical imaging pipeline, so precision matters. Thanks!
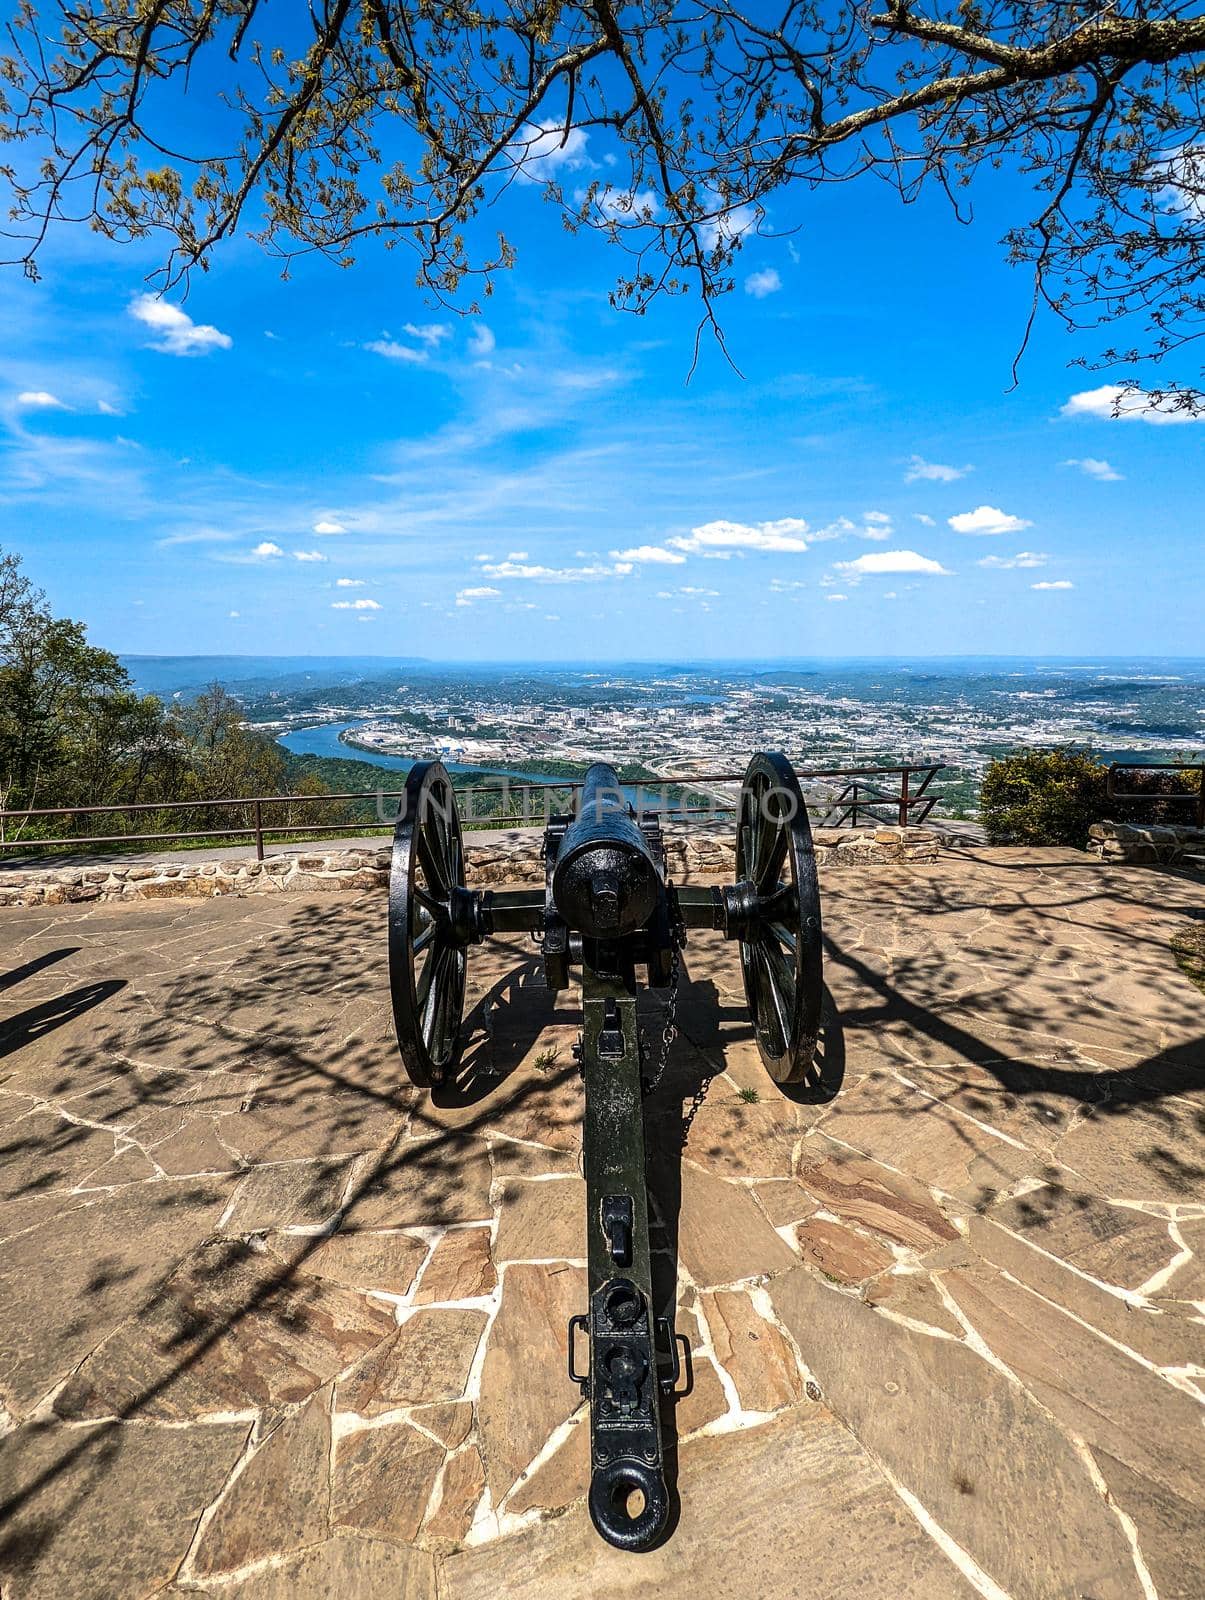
left=552, top=762, right=661, bottom=939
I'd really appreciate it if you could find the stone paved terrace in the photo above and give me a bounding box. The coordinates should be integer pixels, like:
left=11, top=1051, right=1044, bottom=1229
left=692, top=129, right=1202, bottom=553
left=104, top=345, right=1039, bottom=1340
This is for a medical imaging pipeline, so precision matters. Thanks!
left=0, top=846, right=1202, bottom=1600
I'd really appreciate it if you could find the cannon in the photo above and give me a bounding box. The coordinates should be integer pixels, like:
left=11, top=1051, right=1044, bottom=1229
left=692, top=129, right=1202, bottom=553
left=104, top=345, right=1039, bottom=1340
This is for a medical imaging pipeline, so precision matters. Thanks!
left=388, top=753, right=823, bottom=1550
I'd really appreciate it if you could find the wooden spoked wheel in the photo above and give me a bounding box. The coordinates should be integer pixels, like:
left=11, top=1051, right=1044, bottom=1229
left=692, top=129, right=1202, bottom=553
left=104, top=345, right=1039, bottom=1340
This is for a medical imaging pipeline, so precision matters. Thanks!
left=735, top=751, right=824, bottom=1084
left=388, top=761, right=468, bottom=1087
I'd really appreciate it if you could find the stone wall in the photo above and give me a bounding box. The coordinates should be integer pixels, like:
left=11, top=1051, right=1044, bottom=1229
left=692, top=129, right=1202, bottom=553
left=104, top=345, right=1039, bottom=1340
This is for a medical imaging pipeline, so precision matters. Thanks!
left=0, top=825, right=940, bottom=908
left=1087, top=820, right=1205, bottom=866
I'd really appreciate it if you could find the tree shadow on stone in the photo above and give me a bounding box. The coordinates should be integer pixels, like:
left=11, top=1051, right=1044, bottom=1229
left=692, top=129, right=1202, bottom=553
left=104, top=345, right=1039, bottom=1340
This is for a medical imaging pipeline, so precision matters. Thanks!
left=0, top=980, right=126, bottom=1060
left=0, top=948, right=80, bottom=994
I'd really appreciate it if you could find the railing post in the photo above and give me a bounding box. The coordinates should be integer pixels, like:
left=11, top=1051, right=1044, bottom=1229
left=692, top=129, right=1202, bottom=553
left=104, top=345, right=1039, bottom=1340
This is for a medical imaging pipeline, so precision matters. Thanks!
left=1198, top=766, right=1205, bottom=831
left=899, top=766, right=910, bottom=829
left=851, top=784, right=859, bottom=829
left=254, top=799, right=264, bottom=862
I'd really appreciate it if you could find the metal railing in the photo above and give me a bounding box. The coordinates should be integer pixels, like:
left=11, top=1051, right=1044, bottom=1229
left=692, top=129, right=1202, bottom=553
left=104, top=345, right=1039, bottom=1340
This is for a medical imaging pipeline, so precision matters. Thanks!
left=814, top=765, right=941, bottom=829
left=1106, top=761, right=1205, bottom=828
left=0, top=761, right=946, bottom=865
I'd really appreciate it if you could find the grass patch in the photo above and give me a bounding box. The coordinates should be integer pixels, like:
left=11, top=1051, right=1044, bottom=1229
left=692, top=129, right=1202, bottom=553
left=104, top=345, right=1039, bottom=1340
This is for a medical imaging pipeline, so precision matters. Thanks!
left=737, top=1086, right=760, bottom=1104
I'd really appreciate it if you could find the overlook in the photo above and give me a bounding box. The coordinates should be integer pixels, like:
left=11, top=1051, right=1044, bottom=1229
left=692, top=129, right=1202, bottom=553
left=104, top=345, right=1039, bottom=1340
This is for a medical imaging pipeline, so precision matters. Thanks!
left=1, top=819, right=1202, bottom=1598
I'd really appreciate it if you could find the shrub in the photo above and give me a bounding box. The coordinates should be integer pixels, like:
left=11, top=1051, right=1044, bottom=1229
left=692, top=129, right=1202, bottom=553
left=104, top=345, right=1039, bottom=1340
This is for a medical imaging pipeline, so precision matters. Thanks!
left=979, top=748, right=1110, bottom=846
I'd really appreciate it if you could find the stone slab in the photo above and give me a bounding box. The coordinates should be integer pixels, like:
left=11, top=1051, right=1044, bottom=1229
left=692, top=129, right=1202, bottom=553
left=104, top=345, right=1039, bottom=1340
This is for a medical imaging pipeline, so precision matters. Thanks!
left=771, top=1266, right=1146, bottom=1600
left=477, top=1261, right=586, bottom=1503
left=442, top=1409, right=977, bottom=1599
left=0, top=1419, right=248, bottom=1600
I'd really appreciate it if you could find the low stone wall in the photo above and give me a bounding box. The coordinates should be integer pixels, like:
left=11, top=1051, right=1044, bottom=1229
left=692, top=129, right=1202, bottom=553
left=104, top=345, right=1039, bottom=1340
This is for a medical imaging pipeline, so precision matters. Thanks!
left=0, top=825, right=940, bottom=908
left=1087, top=820, right=1205, bottom=866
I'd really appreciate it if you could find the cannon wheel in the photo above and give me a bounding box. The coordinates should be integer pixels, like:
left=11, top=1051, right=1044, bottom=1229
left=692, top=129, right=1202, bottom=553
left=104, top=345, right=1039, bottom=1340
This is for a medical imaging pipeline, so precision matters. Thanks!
left=388, top=761, right=468, bottom=1087
left=736, top=752, right=824, bottom=1084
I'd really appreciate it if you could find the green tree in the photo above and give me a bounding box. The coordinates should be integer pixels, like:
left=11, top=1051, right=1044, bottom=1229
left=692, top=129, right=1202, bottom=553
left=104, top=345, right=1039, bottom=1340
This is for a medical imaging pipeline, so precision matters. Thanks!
left=2, top=3, right=1203, bottom=395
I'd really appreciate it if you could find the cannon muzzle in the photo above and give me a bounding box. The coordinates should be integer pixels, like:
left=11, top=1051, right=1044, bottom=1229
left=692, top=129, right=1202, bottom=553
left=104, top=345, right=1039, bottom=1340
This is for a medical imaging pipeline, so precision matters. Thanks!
left=552, top=762, right=661, bottom=938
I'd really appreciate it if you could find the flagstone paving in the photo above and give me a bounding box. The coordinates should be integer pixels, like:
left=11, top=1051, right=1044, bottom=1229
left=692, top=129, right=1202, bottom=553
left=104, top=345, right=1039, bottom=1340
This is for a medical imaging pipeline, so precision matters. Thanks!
left=0, top=846, right=1202, bottom=1599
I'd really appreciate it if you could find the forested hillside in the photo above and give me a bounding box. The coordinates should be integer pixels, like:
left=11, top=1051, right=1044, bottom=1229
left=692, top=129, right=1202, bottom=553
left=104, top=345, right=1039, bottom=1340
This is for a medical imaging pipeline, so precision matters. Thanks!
left=0, top=546, right=341, bottom=845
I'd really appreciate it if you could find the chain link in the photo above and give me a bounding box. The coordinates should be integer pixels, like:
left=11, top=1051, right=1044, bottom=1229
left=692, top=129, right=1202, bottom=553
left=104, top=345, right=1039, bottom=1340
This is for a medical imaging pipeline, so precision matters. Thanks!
left=642, top=939, right=680, bottom=1099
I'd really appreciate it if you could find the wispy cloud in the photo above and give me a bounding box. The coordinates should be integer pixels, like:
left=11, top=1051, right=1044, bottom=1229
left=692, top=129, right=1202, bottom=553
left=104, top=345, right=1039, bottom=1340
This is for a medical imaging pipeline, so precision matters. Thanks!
left=468, top=324, right=496, bottom=358
left=978, top=552, right=1049, bottom=570
left=292, top=549, right=326, bottom=562
left=948, top=505, right=1032, bottom=536
left=905, top=455, right=971, bottom=483
left=478, top=556, right=633, bottom=583
left=365, top=339, right=428, bottom=364
left=1031, top=580, right=1074, bottom=590
left=332, top=597, right=382, bottom=610
left=1063, top=457, right=1123, bottom=481
left=825, top=593, right=848, bottom=602
left=335, top=577, right=364, bottom=587
left=16, top=390, right=69, bottom=410
left=129, top=295, right=232, bottom=356
left=404, top=323, right=452, bottom=348
left=455, top=585, right=502, bottom=607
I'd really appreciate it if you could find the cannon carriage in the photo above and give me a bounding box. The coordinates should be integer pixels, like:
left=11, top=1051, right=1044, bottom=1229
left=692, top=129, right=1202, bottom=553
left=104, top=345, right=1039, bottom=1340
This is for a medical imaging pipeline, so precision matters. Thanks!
left=388, top=753, right=824, bottom=1551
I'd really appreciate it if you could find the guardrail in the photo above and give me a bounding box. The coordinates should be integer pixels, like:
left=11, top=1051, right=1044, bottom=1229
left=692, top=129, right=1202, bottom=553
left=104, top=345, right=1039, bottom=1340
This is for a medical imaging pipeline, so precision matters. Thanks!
left=1106, top=761, right=1205, bottom=828
left=0, top=761, right=945, bottom=864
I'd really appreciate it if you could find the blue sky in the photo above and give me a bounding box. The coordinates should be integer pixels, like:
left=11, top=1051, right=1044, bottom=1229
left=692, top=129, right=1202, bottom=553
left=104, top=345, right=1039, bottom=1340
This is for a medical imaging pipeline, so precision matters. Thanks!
left=0, top=119, right=1200, bottom=661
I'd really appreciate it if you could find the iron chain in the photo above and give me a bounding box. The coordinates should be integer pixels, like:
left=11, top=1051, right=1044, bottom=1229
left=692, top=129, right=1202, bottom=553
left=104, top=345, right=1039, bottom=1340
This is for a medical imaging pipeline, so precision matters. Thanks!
left=642, top=939, right=680, bottom=1098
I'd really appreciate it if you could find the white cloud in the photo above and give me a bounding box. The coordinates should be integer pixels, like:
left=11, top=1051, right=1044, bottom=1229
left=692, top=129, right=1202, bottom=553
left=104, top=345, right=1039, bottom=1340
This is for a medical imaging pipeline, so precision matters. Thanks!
left=611, top=545, right=686, bottom=565
left=668, top=518, right=811, bottom=556
left=679, top=585, right=719, bottom=596
left=505, top=550, right=529, bottom=561
left=835, top=550, right=951, bottom=576
left=948, top=505, right=1033, bottom=536
left=905, top=455, right=971, bottom=483
left=335, top=577, right=365, bottom=587
left=745, top=268, right=782, bottom=299
left=860, top=511, right=893, bottom=540
left=251, top=541, right=284, bottom=559
left=332, top=597, right=382, bottom=610
left=769, top=579, right=807, bottom=592
left=16, top=390, right=69, bottom=410
left=913, top=513, right=936, bottom=527
left=882, top=591, right=898, bottom=600
left=700, top=202, right=758, bottom=252
left=313, top=519, right=347, bottom=534
left=403, top=323, right=451, bottom=347
left=455, top=586, right=502, bottom=606
left=468, top=324, right=496, bottom=358
left=228, top=610, right=240, bottom=618
left=365, top=339, right=427, bottom=364
left=96, top=398, right=123, bottom=416
left=1063, top=457, right=1123, bottom=481
left=1153, top=143, right=1205, bottom=222
left=1061, top=385, right=1204, bottom=425
left=825, top=593, right=848, bottom=602
left=480, top=558, right=632, bottom=583
left=978, top=552, right=1049, bottom=570
left=129, top=294, right=232, bottom=356
left=1031, top=580, right=1074, bottom=591
left=512, top=120, right=590, bottom=182
left=292, top=550, right=326, bottom=562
